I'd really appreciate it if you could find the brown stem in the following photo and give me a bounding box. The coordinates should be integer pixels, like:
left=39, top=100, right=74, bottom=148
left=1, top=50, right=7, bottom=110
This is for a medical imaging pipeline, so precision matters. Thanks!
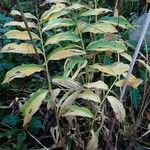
left=15, top=0, right=41, bottom=64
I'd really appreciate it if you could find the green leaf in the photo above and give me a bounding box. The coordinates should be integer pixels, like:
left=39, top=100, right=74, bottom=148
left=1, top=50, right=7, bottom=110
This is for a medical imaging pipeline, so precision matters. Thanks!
left=5, top=30, right=40, bottom=40
left=1, top=43, right=43, bottom=54
left=2, top=64, right=44, bottom=84
left=130, top=88, right=140, bottom=109
left=17, top=131, right=26, bottom=149
left=82, top=23, right=117, bottom=34
left=42, top=18, right=75, bottom=32
left=21, top=89, right=48, bottom=127
left=45, top=31, right=81, bottom=46
left=86, top=39, right=127, bottom=53
left=61, top=105, right=93, bottom=118
left=47, top=45, right=85, bottom=60
left=63, top=56, right=87, bottom=79
left=91, top=62, right=129, bottom=76
left=79, top=90, right=101, bottom=103
left=66, top=3, right=87, bottom=10
left=40, top=3, right=66, bottom=22
left=29, top=117, right=43, bottom=129
left=81, top=8, right=112, bottom=16
left=100, top=16, right=133, bottom=29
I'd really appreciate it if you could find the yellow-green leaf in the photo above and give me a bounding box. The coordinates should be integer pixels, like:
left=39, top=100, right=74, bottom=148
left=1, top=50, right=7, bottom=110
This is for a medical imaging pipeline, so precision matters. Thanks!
left=52, top=77, right=81, bottom=89
left=86, top=39, right=127, bottom=53
left=40, top=3, right=66, bottom=22
left=66, top=3, right=87, bottom=10
left=81, top=23, right=117, bottom=34
left=1, top=43, right=42, bottom=54
left=79, top=90, right=101, bottom=103
left=87, top=130, right=98, bottom=150
left=81, top=8, right=112, bottom=16
left=2, top=64, right=44, bottom=84
left=10, top=10, right=37, bottom=20
left=42, top=18, right=75, bottom=32
left=45, top=32, right=80, bottom=46
left=84, top=80, right=108, bottom=90
left=100, top=16, right=133, bottom=29
left=47, top=47, right=85, bottom=61
left=21, top=89, right=48, bottom=127
left=115, top=74, right=143, bottom=88
left=91, top=62, right=129, bottom=76
left=107, top=96, right=126, bottom=122
left=5, top=30, right=40, bottom=40
left=120, top=53, right=132, bottom=62
left=61, top=105, right=93, bottom=118
left=4, top=21, right=37, bottom=29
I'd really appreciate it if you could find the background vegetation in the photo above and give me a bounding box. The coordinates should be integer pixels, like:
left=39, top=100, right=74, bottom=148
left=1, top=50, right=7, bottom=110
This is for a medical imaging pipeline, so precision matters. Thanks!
left=0, top=0, right=150, bottom=150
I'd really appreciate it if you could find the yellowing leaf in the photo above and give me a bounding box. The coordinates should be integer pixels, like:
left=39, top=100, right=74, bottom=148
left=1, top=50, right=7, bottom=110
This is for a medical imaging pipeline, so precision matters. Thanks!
left=137, top=59, right=150, bottom=75
left=87, top=130, right=98, bottom=150
left=79, top=90, right=101, bottom=103
left=40, top=3, right=66, bottom=22
left=45, top=32, right=80, bottom=46
left=21, top=89, right=48, bottom=127
left=61, top=105, right=93, bottom=118
left=2, top=64, right=44, bottom=84
left=47, top=48, right=85, bottom=61
left=1, top=43, right=42, bottom=54
left=91, top=62, right=129, bottom=76
left=84, top=80, right=108, bottom=90
left=10, top=10, right=37, bottom=20
left=115, top=74, right=143, bottom=88
left=120, top=52, right=132, bottom=62
left=42, top=18, right=75, bottom=32
left=81, top=8, right=112, bottom=16
left=107, top=96, right=126, bottom=122
left=86, top=39, right=127, bottom=53
left=52, top=77, right=81, bottom=89
left=66, top=3, right=87, bottom=10
left=59, top=91, right=80, bottom=116
left=5, top=30, right=40, bottom=40
left=4, top=21, right=37, bottom=29
left=82, top=23, right=117, bottom=34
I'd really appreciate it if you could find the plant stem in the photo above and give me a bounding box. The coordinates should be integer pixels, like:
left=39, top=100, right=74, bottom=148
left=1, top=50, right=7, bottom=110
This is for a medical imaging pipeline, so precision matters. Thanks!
left=15, top=0, right=41, bottom=64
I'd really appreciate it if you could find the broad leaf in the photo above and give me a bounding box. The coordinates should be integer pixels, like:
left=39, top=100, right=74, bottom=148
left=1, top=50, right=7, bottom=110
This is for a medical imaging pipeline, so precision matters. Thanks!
left=63, top=56, right=87, bottom=79
left=42, top=18, right=75, bottom=32
left=81, top=8, right=112, bottom=16
left=120, top=53, right=132, bottom=62
left=10, top=10, right=37, bottom=20
left=91, top=62, right=129, bottom=76
left=100, top=16, right=132, bottom=29
left=45, top=31, right=80, bottom=45
left=84, top=80, right=108, bottom=90
left=86, top=39, right=127, bottom=53
left=1, top=43, right=42, bottom=54
left=66, top=3, right=87, bottom=10
left=87, top=130, right=98, bottom=150
left=79, top=90, right=101, bottom=103
left=21, top=89, right=48, bottom=127
left=82, top=23, right=117, bottom=34
left=5, top=30, right=40, bottom=40
left=40, top=3, right=66, bottom=22
left=2, top=64, right=44, bottom=84
left=107, top=96, right=126, bottom=122
left=47, top=45, right=85, bottom=61
left=61, top=105, right=93, bottom=118
left=59, top=91, right=80, bottom=116
left=115, top=74, right=143, bottom=88
left=52, top=77, right=81, bottom=89
left=4, top=21, right=37, bottom=29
